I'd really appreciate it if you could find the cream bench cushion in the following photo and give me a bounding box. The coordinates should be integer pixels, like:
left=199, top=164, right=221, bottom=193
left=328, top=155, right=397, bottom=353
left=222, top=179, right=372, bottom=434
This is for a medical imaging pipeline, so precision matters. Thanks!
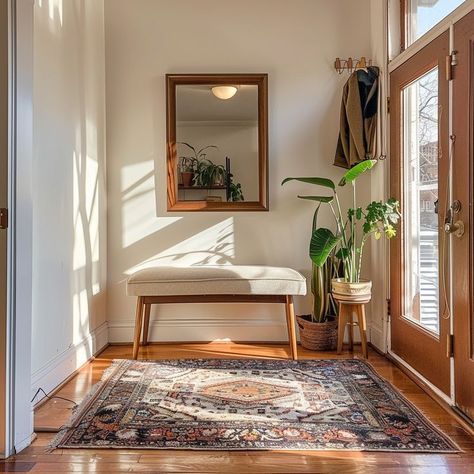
left=127, top=265, right=307, bottom=297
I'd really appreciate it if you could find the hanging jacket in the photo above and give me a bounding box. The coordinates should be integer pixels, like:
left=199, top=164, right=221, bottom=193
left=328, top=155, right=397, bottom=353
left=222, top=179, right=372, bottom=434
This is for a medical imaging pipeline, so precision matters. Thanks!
left=334, top=66, right=380, bottom=169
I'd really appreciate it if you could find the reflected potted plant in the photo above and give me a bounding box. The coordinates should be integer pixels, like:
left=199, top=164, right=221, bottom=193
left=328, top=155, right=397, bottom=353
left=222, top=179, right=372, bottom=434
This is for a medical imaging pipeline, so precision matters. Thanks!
left=228, top=176, right=244, bottom=202
left=282, top=160, right=400, bottom=350
left=179, top=156, right=198, bottom=187
left=194, top=159, right=227, bottom=187
left=178, top=142, right=217, bottom=187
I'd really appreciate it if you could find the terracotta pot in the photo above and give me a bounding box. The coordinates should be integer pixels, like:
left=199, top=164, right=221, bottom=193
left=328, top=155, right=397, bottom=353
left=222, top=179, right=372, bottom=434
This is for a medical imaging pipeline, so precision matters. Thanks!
left=296, top=315, right=338, bottom=351
left=181, top=172, right=194, bottom=187
left=331, top=278, right=372, bottom=303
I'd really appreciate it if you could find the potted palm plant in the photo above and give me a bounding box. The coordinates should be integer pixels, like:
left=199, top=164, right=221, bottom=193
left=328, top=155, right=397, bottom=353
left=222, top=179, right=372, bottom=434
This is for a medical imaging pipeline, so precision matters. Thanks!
left=282, top=160, right=400, bottom=349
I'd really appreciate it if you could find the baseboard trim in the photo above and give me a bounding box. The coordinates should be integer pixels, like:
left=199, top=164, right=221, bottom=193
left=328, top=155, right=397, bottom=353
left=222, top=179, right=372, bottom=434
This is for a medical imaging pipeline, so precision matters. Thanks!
left=108, top=318, right=290, bottom=343
left=386, top=351, right=474, bottom=438
left=13, top=432, right=36, bottom=455
left=108, top=317, right=386, bottom=346
left=369, top=325, right=386, bottom=353
left=31, top=322, right=109, bottom=403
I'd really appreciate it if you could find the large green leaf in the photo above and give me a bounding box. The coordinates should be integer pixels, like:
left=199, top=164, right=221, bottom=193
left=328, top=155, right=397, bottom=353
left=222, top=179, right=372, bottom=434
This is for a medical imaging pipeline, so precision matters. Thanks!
left=281, top=177, right=335, bottom=190
left=309, top=228, right=342, bottom=267
left=339, top=159, right=377, bottom=186
left=297, top=195, right=333, bottom=203
left=311, top=264, right=324, bottom=322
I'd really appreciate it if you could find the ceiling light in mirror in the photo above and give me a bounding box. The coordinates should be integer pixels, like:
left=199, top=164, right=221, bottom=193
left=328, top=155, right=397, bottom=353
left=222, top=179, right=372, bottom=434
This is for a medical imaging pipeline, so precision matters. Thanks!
left=211, top=85, right=238, bottom=100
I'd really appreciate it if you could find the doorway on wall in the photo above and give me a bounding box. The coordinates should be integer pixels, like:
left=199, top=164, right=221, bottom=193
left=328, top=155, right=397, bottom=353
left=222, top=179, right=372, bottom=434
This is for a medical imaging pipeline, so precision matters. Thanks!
left=0, top=0, right=9, bottom=459
left=390, top=7, right=474, bottom=421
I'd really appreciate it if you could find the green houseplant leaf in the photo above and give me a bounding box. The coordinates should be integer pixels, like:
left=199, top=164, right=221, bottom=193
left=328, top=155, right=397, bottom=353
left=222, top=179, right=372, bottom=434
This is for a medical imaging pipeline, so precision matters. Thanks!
left=309, top=228, right=341, bottom=267
left=281, top=177, right=335, bottom=190
left=338, top=159, right=377, bottom=186
left=297, top=195, right=334, bottom=203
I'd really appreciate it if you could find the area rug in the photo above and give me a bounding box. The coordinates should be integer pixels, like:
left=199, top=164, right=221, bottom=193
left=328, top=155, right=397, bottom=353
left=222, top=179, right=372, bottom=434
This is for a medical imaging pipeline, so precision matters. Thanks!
left=52, top=359, right=458, bottom=452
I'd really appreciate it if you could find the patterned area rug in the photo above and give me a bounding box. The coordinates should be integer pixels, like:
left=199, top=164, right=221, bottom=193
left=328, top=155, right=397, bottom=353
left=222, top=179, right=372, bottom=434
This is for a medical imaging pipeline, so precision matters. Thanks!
left=53, top=359, right=458, bottom=451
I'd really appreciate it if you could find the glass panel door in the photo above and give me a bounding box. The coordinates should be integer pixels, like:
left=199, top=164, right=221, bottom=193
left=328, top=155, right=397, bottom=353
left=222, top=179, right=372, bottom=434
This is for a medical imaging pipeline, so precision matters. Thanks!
left=402, top=68, right=440, bottom=335
left=390, top=31, right=450, bottom=395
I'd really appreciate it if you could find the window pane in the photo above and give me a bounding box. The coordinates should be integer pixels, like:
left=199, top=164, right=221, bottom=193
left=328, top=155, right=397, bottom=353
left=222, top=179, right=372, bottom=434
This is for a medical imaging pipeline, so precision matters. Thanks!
left=402, top=68, right=440, bottom=335
left=409, top=0, right=465, bottom=43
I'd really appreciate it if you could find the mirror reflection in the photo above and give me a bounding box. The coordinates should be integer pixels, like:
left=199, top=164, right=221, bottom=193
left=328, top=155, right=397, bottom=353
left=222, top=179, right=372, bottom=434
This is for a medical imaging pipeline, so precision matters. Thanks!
left=175, top=84, right=259, bottom=203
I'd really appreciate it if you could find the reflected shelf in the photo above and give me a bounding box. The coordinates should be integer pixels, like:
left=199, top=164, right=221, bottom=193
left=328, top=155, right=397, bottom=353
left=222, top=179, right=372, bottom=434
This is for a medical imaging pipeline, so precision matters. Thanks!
left=178, top=185, right=226, bottom=190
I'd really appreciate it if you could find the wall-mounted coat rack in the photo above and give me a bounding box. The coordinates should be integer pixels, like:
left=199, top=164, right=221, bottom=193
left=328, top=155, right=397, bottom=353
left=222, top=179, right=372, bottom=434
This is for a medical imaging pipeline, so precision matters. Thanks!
left=334, top=56, right=372, bottom=74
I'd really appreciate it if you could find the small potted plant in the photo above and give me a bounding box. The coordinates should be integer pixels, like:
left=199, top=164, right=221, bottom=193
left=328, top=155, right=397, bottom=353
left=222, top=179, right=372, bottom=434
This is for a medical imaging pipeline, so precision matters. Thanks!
left=179, top=156, right=198, bottom=187
left=282, top=160, right=400, bottom=349
left=193, top=159, right=227, bottom=187
left=178, top=142, right=217, bottom=187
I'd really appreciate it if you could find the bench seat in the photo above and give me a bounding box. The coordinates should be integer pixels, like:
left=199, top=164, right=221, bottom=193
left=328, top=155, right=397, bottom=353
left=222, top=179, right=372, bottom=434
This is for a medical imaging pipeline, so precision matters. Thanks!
left=127, top=265, right=307, bottom=360
left=127, top=265, right=306, bottom=297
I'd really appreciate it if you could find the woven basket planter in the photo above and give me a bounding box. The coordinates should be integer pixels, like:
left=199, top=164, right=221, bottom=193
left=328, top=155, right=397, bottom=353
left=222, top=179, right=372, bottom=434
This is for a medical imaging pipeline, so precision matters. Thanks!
left=331, top=278, right=372, bottom=303
left=296, top=315, right=338, bottom=351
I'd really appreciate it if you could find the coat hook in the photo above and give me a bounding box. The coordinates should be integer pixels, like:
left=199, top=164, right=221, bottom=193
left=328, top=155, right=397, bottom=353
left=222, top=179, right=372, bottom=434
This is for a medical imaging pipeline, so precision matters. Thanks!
left=334, top=56, right=373, bottom=74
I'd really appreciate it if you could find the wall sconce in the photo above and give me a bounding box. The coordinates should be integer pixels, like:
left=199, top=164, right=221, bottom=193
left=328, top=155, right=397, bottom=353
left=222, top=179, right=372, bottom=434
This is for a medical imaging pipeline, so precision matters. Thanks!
left=211, top=85, right=238, bottom=100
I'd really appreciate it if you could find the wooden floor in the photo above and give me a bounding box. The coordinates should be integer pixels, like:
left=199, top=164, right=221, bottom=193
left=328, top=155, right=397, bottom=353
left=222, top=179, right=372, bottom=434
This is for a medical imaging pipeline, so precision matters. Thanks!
left=3, top=343, right=474, bottom=473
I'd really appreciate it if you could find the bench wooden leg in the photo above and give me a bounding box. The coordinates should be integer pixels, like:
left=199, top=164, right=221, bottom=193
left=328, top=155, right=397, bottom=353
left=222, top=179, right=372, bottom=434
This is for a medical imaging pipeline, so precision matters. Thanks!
left=142, top=303, right=151, bottom=346
left=132, top=296, right=144, bottom=359
left=285, top=295, right=298, bottom=360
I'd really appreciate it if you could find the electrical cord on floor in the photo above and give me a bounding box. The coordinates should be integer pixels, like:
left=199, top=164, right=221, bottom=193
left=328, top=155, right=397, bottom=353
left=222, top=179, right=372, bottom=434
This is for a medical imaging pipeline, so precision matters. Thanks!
left=31, top=387, right=78, bottom=408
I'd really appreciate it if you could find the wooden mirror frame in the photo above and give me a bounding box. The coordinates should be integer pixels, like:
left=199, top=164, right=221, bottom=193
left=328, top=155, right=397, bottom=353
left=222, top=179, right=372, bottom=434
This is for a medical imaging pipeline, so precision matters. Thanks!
left=166, top=73, right=268, bottom=211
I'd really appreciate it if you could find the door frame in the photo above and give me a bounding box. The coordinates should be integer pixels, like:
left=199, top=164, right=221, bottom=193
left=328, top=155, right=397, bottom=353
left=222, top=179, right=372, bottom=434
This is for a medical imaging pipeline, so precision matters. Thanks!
left=452, top=9, right=474, bottom=421
left=0, top=0, right=34, bottom=458
left=0, top=0, right=10, bottom=459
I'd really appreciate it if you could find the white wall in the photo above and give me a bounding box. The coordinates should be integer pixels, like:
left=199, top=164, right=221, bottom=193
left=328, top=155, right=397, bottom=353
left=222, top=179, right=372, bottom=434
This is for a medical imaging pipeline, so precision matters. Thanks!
left=368, top=0, right=389, bottom=351
left=105, top=0, right=374, bottom=343
left=31, top=0, right=108, bottom=398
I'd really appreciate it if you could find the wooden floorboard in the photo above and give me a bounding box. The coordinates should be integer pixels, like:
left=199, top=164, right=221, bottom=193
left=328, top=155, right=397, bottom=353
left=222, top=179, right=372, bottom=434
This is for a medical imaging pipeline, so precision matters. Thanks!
left=3, top=343, right=474, bottom=473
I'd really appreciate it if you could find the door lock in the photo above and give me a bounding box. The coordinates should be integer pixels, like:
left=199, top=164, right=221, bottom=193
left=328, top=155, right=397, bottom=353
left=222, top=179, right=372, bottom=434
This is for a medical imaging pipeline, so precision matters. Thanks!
left=444, top=200, right=464, bottom=238
left=0, top=208, right=7, bottom=229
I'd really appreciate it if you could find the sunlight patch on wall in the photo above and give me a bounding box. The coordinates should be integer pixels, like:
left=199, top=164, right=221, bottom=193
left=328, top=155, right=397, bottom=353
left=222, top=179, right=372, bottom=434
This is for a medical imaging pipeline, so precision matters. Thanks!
left=72, top=288, right=89, bottom=345
left=37, top=0, right=64, bottom=28
left=121, top=160, right=181, bottom=248
left=73, top=151, right=100, bottom=271
left=125, top=217, right=235, bottom=274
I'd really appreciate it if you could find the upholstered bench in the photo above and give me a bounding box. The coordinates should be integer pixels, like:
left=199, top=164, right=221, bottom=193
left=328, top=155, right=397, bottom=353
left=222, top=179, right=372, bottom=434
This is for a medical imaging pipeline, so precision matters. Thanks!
left=127, top=265, right=307, bottom=360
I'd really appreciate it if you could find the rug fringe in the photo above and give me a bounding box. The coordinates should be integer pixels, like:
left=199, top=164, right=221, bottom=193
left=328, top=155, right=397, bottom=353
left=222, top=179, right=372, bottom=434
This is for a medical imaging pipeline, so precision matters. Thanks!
left=352, top=358, right=462, bottom=453
left=48, top=359, right=126, bottom=451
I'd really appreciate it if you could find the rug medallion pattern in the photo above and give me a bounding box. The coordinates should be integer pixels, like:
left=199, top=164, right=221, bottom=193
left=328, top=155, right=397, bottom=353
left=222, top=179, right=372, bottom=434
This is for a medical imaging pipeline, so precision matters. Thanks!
left=53, top=359, right=458, bottom=451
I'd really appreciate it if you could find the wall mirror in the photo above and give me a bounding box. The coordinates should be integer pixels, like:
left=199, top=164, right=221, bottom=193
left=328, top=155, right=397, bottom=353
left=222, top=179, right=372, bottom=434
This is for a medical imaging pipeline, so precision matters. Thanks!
left=166, top=74, right=268, bottom=211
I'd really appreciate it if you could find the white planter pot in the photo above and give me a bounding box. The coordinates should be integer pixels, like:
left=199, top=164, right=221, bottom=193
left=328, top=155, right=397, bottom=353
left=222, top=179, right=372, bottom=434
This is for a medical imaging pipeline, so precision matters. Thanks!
left=331, top=278, right=372, bottom=303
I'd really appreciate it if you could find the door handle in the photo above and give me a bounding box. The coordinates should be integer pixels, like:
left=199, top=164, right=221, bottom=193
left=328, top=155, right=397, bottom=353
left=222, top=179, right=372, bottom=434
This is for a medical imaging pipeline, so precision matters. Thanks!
left=444, top=200, right=464, bottom=238
left=444, top=220, right=464, bottom=237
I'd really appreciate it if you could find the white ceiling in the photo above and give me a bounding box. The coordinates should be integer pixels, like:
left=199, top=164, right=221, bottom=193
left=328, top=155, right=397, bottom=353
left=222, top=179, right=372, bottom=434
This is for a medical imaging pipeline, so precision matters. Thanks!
left=176, top=84, right=258, bottom=122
